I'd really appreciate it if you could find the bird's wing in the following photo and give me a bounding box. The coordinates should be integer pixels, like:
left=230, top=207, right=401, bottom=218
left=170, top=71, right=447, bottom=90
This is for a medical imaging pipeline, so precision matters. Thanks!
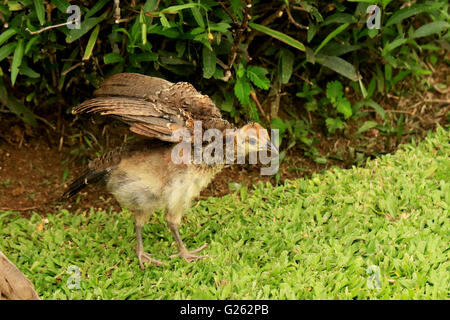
left=72, top=73, right=233, bottom=142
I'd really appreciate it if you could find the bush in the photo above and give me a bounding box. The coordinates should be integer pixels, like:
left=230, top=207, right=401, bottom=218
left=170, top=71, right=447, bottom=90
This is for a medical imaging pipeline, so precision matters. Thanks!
left=0, top=1, right=448, bottom=149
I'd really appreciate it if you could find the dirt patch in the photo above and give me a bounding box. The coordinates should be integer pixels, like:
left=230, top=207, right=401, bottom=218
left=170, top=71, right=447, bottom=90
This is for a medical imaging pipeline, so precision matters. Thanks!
left=0, top=64, right=448, bottom=215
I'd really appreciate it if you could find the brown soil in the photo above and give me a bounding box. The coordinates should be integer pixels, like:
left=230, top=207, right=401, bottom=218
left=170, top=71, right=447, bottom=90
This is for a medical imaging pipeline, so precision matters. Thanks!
left=0, top=64, right=448, bottom=215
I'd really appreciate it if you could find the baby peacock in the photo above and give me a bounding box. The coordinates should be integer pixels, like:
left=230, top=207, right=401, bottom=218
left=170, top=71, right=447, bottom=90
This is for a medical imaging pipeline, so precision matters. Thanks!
left=63, top=73, right=277, bottom=269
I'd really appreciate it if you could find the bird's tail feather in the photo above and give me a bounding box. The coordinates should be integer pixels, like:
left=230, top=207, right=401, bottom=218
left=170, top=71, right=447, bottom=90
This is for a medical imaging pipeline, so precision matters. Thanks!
left=62, top=169, right=108, bottom=199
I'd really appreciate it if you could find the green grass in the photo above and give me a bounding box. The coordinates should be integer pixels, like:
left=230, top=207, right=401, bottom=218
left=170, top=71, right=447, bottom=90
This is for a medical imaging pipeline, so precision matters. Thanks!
left=1, top=127, right=449, bottom=300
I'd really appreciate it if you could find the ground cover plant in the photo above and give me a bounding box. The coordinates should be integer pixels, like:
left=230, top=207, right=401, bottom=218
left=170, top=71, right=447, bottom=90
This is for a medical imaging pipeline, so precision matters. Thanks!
left=0, top=0, right=448, bottom=167
left=0, top=126, right=448, bottom=299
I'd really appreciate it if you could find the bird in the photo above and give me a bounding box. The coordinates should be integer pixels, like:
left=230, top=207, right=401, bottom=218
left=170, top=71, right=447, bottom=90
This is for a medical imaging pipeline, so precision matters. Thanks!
left=63, top=73, right=277, bottom=269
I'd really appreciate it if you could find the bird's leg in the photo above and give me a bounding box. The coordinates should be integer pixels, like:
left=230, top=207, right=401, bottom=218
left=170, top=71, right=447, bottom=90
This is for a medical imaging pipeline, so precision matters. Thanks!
left=167, top=221, right=212, bottom=263
left=135, top=220, right=165, bottom=269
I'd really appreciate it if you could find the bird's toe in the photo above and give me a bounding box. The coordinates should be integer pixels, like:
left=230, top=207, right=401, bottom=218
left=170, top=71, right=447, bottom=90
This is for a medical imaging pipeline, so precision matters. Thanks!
left=138, top=252, right=166, bottom=269
left=170, top=243, right=215, bottom=262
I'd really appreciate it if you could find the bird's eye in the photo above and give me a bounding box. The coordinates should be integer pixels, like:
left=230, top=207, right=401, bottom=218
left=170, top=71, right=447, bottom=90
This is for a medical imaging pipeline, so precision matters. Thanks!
left=249, top=138, right=257, bottom=145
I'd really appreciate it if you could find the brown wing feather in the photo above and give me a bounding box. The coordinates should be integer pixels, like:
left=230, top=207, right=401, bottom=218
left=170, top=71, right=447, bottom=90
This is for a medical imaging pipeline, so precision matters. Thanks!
left=72, top=73, right=234, bottom=142
left=93, top=73, right=172, bottom=99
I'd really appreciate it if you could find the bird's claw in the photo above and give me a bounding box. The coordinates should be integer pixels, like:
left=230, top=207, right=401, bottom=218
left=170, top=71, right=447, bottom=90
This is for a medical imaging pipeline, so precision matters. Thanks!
left=138, top=251, right=166, bottom=269
left=170, top=243, right=215, bottom=262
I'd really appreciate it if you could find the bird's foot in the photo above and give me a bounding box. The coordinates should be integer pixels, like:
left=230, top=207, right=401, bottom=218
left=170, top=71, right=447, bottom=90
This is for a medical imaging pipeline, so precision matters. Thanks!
left=138, top=251, right=166, bottom=269
left=170, top=243, right=214, bottom=263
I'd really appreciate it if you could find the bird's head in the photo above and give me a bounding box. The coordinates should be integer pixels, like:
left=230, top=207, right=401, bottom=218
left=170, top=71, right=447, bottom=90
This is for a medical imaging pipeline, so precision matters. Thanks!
left=235, top=122, right=278, bottom=156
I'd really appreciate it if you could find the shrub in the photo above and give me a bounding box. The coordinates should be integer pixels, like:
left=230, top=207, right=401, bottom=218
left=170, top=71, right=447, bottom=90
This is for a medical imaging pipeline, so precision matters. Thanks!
left=0, top=0, right=448, bottom=151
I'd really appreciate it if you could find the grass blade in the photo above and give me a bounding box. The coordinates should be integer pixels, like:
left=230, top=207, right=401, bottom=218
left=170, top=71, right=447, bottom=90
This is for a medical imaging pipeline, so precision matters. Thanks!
left=314, top=23, right=349, bottom=55
left=279, top=48, right=294, bottom=84
left=0, top=42, right=17, bottom=62
left=202, top=45, right=216, bottom=79
left=82, top=24, right=100, bottom=60
left=189, top=0, right=205, bottom=29
left=104, top=52, right=124, bottom=64
left=34, top=0, right=46, bottom=26
left=0, top=28, right=17, bottom=47
left=66, top=15, right=106, bottom=43
left=386, top=3, right=442, bottom=27
left=249, top=22, right=305, bottom=52
left=51, top=0, right=70, bottom=13
left=316, top=54, right=359, bottom=81
left=412, top=21, right=449, bottom=39
left=85, top=0, right=110, bottom=19
left=11, top=39, right=24, bottom=86
left=160, top=3, right=204, bottom=14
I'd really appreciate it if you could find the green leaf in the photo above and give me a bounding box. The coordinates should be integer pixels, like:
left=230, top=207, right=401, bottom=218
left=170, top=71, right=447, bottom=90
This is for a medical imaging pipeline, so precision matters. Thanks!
left=307, top=24, right=318, bottom=44
left=392, top=70, right=411, bottom=87
left=359, top=78, right=367, bottom=98
left=34, top=0, right=46, bottom=25
left=11, top=39, right=24, bottom=86
left=219, top=93, right=234, bottom=113
left=0, top=79, right=36, bottom=126
left=159, top=13, right=171, bottom=29
left=326, top=80, right=344, bottom=102
left=143, top=0, right=159, bottom=12
left=382, top=37, right=407, bottom=56
left=189, top=0, right=205, bottom=29
left=326, top=117, right=344, bottom=133
left=141, top=20, right=147, bottom=45
left=85, top=0, right=110, bottom=19
left=321, top=13, right=356, bottom=26
left=368, top=28, right=378, bottom=39
left=202, top=46, right=216, bottom=79
left=249, top=22, right=305, bottom=52
left=279, top=48, right=294, bottom=84
left=320, top=41, right=361, bottom=57
left=236, top=63, right=245, bottom=78
left=314, top=157, right=327, bottom=164
left=24, top=35, right=40, bottom=55
left=104, top=52, right=124, bottom=64
left=160, top=3, right=205, bottom=14
left=316, top=54, right=359, bottom=82
left=365, top=99, right=386, bottom=120
left=367, top=76, right=376, bottom=98
left=209, top=22, right=231, bottom=33
left=270, top=117, right=289, bottom=134
left=246, top=66, right=270, bottom=90
left=412, top=21, right=449, bottom=39
left=234, top=77, right=251, bottom=105
left=315, top=23, right=350, bottom=55
left=0, top=29, right=17, bottom=47
left=19, top=64, right=40, bottom=78
left=336, top=98, right=352, bottom=119
left=385, top=64, right=392, bottom=82
left=66, top=15, right=106, bottom=43
left=132, top=52, right=158, bottom=63
left=7, top=2, right=23, bottom=11
left=385, top=3, right=442, bottom=27
left=248, top=100, right=260, bottom=121
left=356, top=121, right=378, bottom=135
left=0, top=42, right=17, bottom=62
left=82, top=24, right=100, bottom=60
left=51, top=0, right=70, bottom=13
left=375, top=65, right=384, bottom=93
